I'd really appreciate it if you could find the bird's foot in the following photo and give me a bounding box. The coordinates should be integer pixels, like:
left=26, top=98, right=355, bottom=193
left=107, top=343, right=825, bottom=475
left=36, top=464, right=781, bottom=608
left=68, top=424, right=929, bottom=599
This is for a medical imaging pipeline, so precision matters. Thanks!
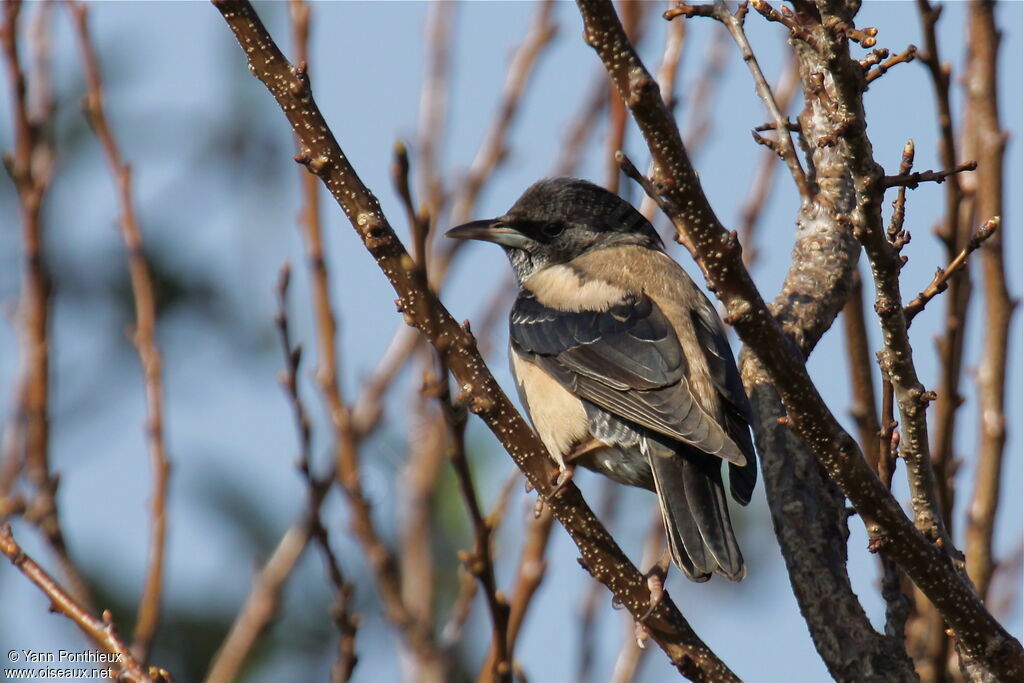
left=548, top=465, right=575, bottom=498
left=639, top=558, right=669, bottom=622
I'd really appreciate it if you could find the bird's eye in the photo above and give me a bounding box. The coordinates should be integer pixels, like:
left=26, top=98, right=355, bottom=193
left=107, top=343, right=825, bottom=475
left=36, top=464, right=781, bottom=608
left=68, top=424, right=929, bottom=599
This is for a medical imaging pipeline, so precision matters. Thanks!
left=542, top=222, right=564, bottom=238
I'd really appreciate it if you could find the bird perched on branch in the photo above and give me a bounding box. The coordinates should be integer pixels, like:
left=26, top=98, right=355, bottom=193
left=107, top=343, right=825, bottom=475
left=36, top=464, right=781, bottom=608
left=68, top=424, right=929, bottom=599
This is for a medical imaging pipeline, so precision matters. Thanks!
left=447, top=177, right=756, bottom=582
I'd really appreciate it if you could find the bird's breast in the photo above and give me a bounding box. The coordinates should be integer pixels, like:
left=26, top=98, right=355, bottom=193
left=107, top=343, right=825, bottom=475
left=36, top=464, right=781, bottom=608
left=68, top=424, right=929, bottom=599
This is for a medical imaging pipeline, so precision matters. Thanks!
left=509, top=348, right=589, bottom=467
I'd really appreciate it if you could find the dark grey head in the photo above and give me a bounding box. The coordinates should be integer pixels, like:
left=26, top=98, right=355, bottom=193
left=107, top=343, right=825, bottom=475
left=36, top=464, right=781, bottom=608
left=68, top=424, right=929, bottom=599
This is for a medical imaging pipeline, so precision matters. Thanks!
left=445, top=177, right=663, bottom=282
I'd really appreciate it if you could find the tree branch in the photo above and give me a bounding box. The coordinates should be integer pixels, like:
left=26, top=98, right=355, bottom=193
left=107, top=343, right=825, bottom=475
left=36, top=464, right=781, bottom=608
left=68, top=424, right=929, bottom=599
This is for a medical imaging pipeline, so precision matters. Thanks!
left=2, top=0, right=94, bottom=614
left=574, top=0, right=1021, bottom=677
left=0, top=524, right=164, bottom=683
left=212, top=2, right=740, bottom=680
left=67, top=2, right=171, bottom=664
left=964, top=0, right=1016, bottom=606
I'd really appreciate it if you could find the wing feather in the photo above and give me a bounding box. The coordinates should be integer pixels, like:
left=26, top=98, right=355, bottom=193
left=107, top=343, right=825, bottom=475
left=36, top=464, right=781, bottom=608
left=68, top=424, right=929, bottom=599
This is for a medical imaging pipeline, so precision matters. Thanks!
left=510, top=292, right=746, bottom=466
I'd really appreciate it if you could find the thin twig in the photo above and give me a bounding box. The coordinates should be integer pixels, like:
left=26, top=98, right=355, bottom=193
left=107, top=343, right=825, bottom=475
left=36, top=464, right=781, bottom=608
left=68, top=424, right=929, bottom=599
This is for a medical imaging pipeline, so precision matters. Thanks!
left=681, top=0, right=811, bottom=203
left=610, top=512, right=665, bottom=683
left=886, top=140, right=914, bottom=248
left=206, top=520, right=315, bottom=683
left=864, top=44, right=917, bottom=84
left=429, top=362, right=511, bottom=682
left=639, top=1, right=688, bottom=221
left=67, top=2, right=171, bottom=663
left=441, top=469, right=519, bottom=651
left=576, top=480, right=621, bottom=683
left=2, top=0, right=94, bottom=613
left=488, top=505, right=554, bottom=674
left=416, top=0, right=454, bottom=223
left=738, top=49, right=799, bottom=267
left=915, top=0, right=974, bottom=556
left=904, top=217, right=999, bottom=325
left=551, top=71, right=608, bottom=177
left=0, top=524, right=162, bottom=683
left=841, top=271, right=881, bottom=471
left=448, top=0, right=557, bottom=229
left=882, top=161, right=976, bottom=189
left=273, top=263, right=358, bottom=683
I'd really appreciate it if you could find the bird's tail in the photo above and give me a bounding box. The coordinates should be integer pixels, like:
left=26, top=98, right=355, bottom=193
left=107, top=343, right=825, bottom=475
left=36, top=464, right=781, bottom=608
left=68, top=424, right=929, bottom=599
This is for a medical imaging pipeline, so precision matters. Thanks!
left=647, top=442, right=745, bottom=582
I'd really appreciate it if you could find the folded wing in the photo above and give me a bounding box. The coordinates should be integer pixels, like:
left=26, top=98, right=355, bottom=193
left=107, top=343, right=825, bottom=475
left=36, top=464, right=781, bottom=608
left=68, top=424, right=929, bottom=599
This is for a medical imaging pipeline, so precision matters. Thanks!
left=510, top=292, right=747, bottom=467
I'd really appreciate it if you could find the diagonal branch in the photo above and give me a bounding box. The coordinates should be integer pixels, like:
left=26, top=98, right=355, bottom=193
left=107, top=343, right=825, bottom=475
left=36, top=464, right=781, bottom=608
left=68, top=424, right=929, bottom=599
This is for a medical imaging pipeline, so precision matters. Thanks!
left=665, top=1, right=812, bottom=203
left=0, top=524, right=164, bottom=683
left=211, top=2, right=738, bottom=679
left=574, top=0, right=1022, bottom=677
left=904, top=217, right=999, bottom=325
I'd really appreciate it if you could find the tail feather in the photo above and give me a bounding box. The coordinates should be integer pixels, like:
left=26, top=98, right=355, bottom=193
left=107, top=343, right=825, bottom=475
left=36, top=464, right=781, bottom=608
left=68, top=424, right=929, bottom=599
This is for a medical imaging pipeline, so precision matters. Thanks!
left=647, top=440, right=745, bottom=582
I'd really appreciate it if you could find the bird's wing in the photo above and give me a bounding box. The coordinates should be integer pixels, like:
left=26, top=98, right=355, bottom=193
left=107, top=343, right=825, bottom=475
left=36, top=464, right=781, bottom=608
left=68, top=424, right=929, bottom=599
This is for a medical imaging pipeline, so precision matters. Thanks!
left=689, top=301, right=758, bottom=504
left=510, top=292, right=747, bottom=466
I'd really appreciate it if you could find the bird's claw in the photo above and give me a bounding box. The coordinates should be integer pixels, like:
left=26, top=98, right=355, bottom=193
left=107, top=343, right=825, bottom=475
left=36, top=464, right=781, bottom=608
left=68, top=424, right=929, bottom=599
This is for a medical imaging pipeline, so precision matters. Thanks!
left=639, top=563, right=667, bottom=622
left=548, top=466, right=575, bottom=498
left=634, top=620, right=651, bottom=649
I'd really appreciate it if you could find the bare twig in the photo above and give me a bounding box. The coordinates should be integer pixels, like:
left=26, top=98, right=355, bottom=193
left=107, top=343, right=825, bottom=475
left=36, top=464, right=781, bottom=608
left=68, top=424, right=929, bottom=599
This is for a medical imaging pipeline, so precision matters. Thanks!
left=498, top=506, right=554, bottom=671
left=273, top=264, right=358, bottom=683
left=738, top=50, right=799, bottom=267
left=639, top=1, right=689, bottom=222
left=886, top=140, right=914, bottom=248
left=904, top=217, right=999, bottom=325
left=882, top=161, right=977, bottom=189
left=964, top=0, right=1016, bottom=605
left=681, top=28, right=728, bottom=156
left=604, top=0, right=648, bottom=193
left=864, top=44, right=917, bottom=84
left=213, top=3, right=739, bottom=678
left=416, top=0, right=454, bottom=223
left=841, top=271, right=882, bottom=471
left=429, top=363, right=512, bottom=682
left=447, top=0, right=557, bottom=229
left=0, top=524, right=163, bottom=683
left=674, top=0, right=811, bottom=203
left=2, top=0, right=94, bottom=613
left=441, top=469, right=519, bottom=651
left=610, top=512, right=665, bottom=683
left=67, top=2, right=171, bottom=663
left=576, top=480, right=621, bottom=683
left=916, top=0, right=974, bottom=551
left=206, top=520, right=315, bottom=683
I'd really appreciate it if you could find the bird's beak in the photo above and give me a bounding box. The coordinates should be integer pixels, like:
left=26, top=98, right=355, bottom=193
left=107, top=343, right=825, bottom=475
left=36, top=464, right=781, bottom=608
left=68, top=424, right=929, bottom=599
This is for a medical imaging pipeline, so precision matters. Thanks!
left=445, top=219, right=532, bottom=249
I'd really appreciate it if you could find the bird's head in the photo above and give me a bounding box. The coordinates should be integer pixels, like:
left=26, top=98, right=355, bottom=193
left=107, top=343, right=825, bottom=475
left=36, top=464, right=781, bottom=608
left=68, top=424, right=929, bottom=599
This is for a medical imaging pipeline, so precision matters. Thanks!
left=445, top=177, right=663, bottom=282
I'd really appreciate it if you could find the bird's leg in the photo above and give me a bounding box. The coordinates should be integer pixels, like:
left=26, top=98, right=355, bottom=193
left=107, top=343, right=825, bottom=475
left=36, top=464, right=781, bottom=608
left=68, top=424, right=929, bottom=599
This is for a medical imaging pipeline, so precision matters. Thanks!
left=639, top=546, right=672, bottom=622
left=549, top=438, right=605, bottom=498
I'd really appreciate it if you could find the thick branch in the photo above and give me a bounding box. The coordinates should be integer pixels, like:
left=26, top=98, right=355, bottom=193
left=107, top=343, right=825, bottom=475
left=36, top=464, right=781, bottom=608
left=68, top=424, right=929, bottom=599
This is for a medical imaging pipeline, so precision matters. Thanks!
left=575, top=0, right=1022, bottom=677
left=964, top=0, right=1015, bottom=605
left=212, top=2, right=739, bottom=680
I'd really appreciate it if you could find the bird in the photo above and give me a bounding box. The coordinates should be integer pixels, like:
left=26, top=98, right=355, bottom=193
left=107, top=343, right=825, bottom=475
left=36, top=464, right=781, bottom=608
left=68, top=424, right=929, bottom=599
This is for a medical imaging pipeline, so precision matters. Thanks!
left=446, top=177, right=757, bottom=582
